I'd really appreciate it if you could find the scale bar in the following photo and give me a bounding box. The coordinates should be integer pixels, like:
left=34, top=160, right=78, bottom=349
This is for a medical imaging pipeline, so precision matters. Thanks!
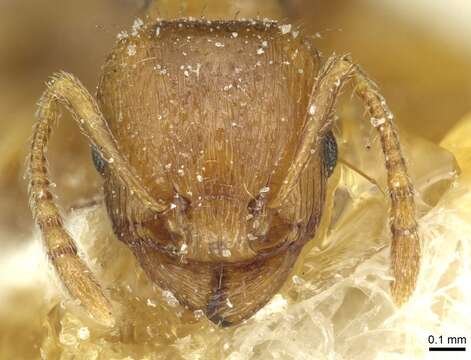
left=429, top=347, right=466, bottom=352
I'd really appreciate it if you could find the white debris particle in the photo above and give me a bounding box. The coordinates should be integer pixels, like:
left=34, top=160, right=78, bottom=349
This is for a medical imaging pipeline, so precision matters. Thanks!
left=226, top=298, right=234, bottom=308
left=193, top=309, right=205, bottom=319
left=161, top=290, right=179, bottom=307
left=215, top=42, right=225, bottom=48
left=184, top=70, right=190, bottom=77
left=77, top=327, right=90, bottom=341
left=37, top=190, right=46, bottom=200
left=116, top=31, right=128, bottom=40
left=257, top=48, right=265, bottom=55
left=177, top=169, right=185, bottom=176
left=370, top=117, right=386, bottom=127
left=259, top=186, right=270, bottom=193
left=187, top=63, right=201, bottom=78
left=170, top=203, right=177, bottom=209
left=146, top=298, right=157, bottom=307
left=165, top=163, right=172, bottom=169
left=247, top=233, right=258, bottom=241
left=279, top=24, right=292, bottom=34
left=292, top=30, right=300, bottom=38
left=127, top=44, right=137, bottom=56
left=261, top=40, right=268, bottom=48
left=180, top=243, right=188, bottom=254
left=133, top=18, right=144, bottom=28
left=131, top=18, right=144, bottom=36
left=298, top=68, right=304, bottom=74
left=309, top=104, right=317, bottom=115
left=196, top=174, right=203, bottom=182
left=292, top=275, right=304, bottom=285
left=223, top=84, right=233, bottom=91
left=155, top=26, right=160, bottom=37
left=232, top=32, right=238, bottom=38
left=107, top=157, right=115, bottom=164
left=222, top=249, right=232, bottom=257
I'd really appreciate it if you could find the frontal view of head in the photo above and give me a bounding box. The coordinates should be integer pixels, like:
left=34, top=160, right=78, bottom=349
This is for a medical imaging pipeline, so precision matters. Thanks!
left=28, top=18, right=420, bottom=328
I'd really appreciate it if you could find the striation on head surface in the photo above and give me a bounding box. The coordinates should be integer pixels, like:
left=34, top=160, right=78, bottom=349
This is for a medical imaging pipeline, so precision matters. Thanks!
left=98, top=19, right=322, bottom=262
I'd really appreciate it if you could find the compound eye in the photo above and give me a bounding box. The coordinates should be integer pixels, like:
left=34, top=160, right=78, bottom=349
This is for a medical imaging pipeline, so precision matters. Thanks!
left=323, top=131, right=337, bottom=177
left=91, top=145, right=106, bottom=175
